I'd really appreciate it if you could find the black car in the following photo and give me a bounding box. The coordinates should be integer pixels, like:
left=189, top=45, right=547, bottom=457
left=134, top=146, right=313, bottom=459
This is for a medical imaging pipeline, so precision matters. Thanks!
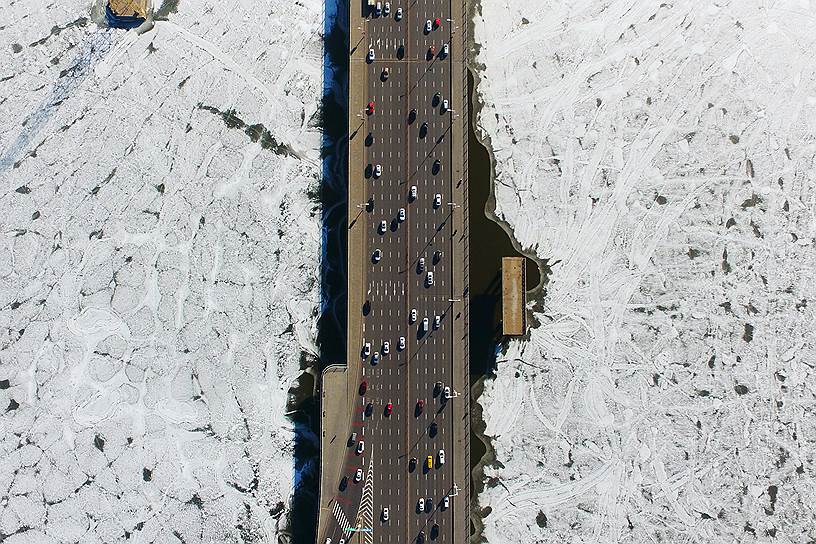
left=365, top=402, right=374, bottom=416
left=417, top=530, right=425, bottom=543
left=429, top=421, right=438, bottom=437
left=409, top=457, right=417, bottom=472
left=408, top=108, right=417, bottom=123
left=420, top=122, right=428, bottom=138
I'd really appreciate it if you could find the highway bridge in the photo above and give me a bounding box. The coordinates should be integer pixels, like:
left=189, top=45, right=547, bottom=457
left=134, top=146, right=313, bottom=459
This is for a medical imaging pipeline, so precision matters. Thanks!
left=317, top=0, right=470, bottom=542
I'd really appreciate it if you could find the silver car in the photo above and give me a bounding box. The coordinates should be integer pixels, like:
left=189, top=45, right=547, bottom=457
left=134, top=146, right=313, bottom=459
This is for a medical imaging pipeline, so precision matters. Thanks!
left=368, top=48, right=375, bottom=61
left=383, top=341, right=390, bottom=354
left=384, top=2, right=390, bottom=15
left=426, top=271, right=434, bottom=286
left=398, top=207, right=406, bottom=221
left=422, top=317, right=429, bottom=332
left=442, top=43, right=449, bottom=56
left=382, top=507, right=389, bottom=521
left=410, top=185, right=417, bottom=200
left=433, top=193, right=442, bottom=208
left=372, top=248, right=382, bottom=262
left=372, top=352, right=380, bottom=364
left=379, top=220, right=387, bottom=233
left=395, top=6, right=402, bottom=20
left=374, top=164, right=382, bottom=177
left=398, top=336, right=406, bottom=350
left=433, top=315, right=441, bottom=329
left=441, top=99, right=449, bottom=112
left=425, top=19, right=432, bottom=32
left=410, top=308, right=417, bottom=323
left=418, top=257, right=425, bottom=272
left=363, top=342, right=371, bottom=356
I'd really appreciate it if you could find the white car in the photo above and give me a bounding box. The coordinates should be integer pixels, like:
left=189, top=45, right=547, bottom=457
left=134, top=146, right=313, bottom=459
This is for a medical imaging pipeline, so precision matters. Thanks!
left=357, top=440, right=365, bottom=454
left=375, top=2, right=382, bottom=15
left=422, top=317, right=429, bottom=332
left=433, top=193, right=442, bottom=208
left=372, top=352, right=380, bottom=364
left=443, top=386, right=451, bottom=399
left=373, top=248, right=382, bottom=262
left=379, top=220, right=387, bottom=233
left=418, top=498, right=425, bottom=511
left=426, top=271, right=434, bottom=286
left=425, top=19, right=432, bottom=32
left=433, top=315, right=441, bottom=329
left=363, top=342, right=371, bottom=356
left=355, top=468, right=363, bottom=482
left=395, top=6, right=402, bottom=20
left=383, top=341, right=390, bottom=355
left=398, top=336, right=406, bottom=350
left=374, top=164, right=382, bottom=177
left=443, top=495, right=449, bottom=509
left=441, top=99, right=449, bottom=112
left=442, top=43, right=449, bottom=56
left=410, top=185, right=417, bottom=200
left=410, top=308, right=417, bottom=323
left=368, top=48, right=375, bottom=61
left=418, top=257, right=425, bottom=272
left=398, top=207, right=406, bottom=221
left=382, top=507, right=389, bottom=521
left=384, top=1, right=390, bottom=15
left=438, top=449, right=445, bottom=465
left=325, top=539, right=331, bottom=544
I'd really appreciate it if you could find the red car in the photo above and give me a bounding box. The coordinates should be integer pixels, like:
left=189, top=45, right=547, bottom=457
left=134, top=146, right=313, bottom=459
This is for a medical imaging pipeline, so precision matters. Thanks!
left=385, top=402, right=393, bottom=416
left=359, top=380, right=367, bottom=395
left=416, top=399, right=425, bottom=414
left=367, top=101, right=375, bottom=115
left=434, top=17, right=441, bottom=27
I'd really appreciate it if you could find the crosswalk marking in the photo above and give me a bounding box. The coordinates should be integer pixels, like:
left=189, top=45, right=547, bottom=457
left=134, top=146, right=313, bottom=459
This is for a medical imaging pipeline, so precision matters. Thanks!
left=332, top=500, right=352, bottom=534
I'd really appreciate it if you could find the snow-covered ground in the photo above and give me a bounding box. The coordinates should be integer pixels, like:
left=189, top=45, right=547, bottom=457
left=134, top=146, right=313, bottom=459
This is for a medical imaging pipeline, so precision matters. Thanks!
left=473, top=1, right=816, bottom=542
left=0, top=0, right=323, bottom=541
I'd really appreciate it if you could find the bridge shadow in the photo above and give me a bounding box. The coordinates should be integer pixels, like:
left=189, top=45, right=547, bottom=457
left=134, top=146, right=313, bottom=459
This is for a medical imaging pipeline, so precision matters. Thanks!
left=289, top=0, right=350, bottom=541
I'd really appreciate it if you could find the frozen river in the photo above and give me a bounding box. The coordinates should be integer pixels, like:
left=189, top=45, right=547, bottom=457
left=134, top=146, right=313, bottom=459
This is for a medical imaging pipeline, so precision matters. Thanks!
left=471, top=0, right=816, bottom=542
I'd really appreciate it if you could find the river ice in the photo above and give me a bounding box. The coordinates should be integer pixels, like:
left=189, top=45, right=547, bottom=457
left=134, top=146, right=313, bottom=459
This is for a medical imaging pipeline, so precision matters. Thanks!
left=473, top=0, right=816, bottom=542
left=0, top=0, right=323, bottom=541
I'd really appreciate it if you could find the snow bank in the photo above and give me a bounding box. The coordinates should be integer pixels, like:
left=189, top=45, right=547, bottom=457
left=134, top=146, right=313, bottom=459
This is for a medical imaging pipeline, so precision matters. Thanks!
left=0, top=0, right=323, bottom=540
left=473, top=1, right=816, bottom=541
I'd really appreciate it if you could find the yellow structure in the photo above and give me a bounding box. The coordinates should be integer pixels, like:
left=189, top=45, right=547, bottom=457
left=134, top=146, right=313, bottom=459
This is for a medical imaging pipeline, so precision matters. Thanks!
left=502, top=257, right=526, bottom=336
left=108, top=0, right=149, bottom=17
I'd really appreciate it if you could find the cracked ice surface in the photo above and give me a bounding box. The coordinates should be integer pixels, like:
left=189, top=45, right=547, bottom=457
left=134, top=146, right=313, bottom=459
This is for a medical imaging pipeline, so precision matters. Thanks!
left=0, top=0, right=323, bottom=541
left=473, top=1, right=816, bottom=541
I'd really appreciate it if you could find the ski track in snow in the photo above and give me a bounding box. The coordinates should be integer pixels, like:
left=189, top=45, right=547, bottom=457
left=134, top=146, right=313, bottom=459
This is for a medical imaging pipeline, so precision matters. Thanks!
left=473, top=1, right=816, bottom=542
left=0, top=0, right=323, bottom=541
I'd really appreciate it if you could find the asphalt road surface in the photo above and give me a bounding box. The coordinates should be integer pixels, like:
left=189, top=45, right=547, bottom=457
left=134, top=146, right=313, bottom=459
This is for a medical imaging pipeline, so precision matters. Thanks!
left=324, top=1, right=459, bottom=543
